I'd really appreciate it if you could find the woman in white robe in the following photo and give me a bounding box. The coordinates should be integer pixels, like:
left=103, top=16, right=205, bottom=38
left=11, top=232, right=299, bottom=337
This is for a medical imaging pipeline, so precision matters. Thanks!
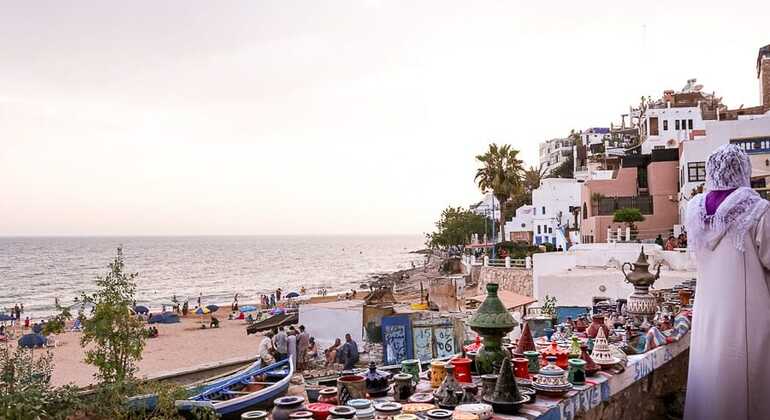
left=684, top=144, right=770, bottom=420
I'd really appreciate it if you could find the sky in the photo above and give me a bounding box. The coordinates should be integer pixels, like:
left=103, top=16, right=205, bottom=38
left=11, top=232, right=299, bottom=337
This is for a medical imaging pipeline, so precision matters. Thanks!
left=1, top=0, right=768, bottom=236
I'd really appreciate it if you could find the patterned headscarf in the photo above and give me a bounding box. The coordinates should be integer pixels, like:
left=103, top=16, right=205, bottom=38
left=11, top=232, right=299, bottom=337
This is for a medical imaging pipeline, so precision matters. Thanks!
left=705, top=144, right=752, bottom=190
left=686, top=145, right=768, bottom=252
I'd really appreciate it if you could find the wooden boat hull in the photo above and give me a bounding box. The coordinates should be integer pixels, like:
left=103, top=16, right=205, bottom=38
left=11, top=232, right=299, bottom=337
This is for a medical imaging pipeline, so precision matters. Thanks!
left=246, top=312, right=299, bottom=334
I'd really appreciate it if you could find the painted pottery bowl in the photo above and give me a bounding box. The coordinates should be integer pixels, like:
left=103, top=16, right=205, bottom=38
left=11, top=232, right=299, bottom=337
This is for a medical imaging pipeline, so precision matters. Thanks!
left=425, top=408, right=454, bottom=420
left=533, top=356, right=573, bottom=396
left=394, top=415, right=419, bottom=420
left=306, top=403, right=334, bottom=420
left=407, top=392, right=434, bottom=404
left=400, top=403, right=435, bottom=414
left=481, top=394, right=530, bottom=415
left=519, top=385, right=536, bottom=403
left=289, top=411, right=314, bottom=420
left=241, top=411, right=269, bottom=420
left=374, top=401, right=403, bottom=417
left=328, top=405, right=356, bottom=419
left=452, top=412, right=479, bottom=420
left=454, top=403, right=494, bottom=420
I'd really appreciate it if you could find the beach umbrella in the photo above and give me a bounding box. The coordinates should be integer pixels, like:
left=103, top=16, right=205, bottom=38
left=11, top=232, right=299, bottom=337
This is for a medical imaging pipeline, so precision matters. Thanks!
left=239, top=305, right=257, bottom=313
left=285, top=291, right=300, bottom=299
left=18, top=333, right=46, bottom=348
left=195, top=307, right=210, bottom=315
left=0, top=313, right=13, bottom=322
left=205, top=304, right=219, bottom=313
left=134, top=305, right=149, bottom=314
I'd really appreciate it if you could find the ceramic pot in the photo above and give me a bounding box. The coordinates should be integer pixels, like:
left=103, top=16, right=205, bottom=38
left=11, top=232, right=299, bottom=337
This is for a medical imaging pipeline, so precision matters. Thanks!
left=586, top=314, right=610, bottom=339
left=406, top=393, right=434, bottom=404
left=364, top=361, right=390, bottom=397
left=393, top=373, right=415, bottom=402
left=532, top=356, right=572, bottom=397
left=523, top=351, right=540, bottom=374
left=579, top=344, right=600, bottom=376
left=515, top=322, right=536, bottom=355
left=347, top=399, right=375, bottom=420
left=452, top=357, right=473, bottom=383
left=289, top=411, right=314, bottom=420
left=480, top=374, right=498, bottom=400
left=481, top=357, right=529, bottom=414
left=306, top=403, right=334, bottom=420
left=678, top=289, right=693, bottom=306
left=394, top=415, right=419, bottom=420
left=318, top=387, right=339, bottom=405
left=467, top=283, right=517, bottom=375
left=425, top=408, right=454, bottom=420
left=429, top=361, right=447, bottom=389
left=574, top=317, right=588, bottom=333
left=460, top=383, right=478, bottom=404
left=434, top=363, right=462, bottom=402
left=567, top=358, right=586, bottom=386
left=540, top=340, right=570, bottom=369
left=436, top=389, right=464, bottom=410
left=374, top=401, right=402, bottom=419
left=568, top=336, right=582, bottom=359
left=400, top=403, right=435, bottom=414
left=272, top=396, right=306, bottom=420
left=401, top=359, right=421, bottom=384
left=512, top=358, right=529, bottom=380
left=328, top=405, right=357, bottom=419
left=455, top=403, right=493, bottom=420
left=543, top=327, right=555, bottom=341
left=337, top=375, right=367, bottom=405
left=241, top=411, right=269, bottom=420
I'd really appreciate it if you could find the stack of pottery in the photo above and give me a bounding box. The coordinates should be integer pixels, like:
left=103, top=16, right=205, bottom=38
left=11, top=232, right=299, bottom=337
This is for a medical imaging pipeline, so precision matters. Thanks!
left=532, top=356, right=573, bottom=397
left=514, top=322, right=536, bottom=356
left=364, top=362, right=390, bottom=397
left=586, top=314, right=610, bottom=339
left=590, top=328, right=620, bottom=367
left=393, top=373, right=416, bottom=402
left=401, top=359, right=421, bottom=384
left=579, top=344, right=601, bottom=376
left=429, top=361, right=447, bottom=389
left=374, top=402, right=402, bottom=419
left=273, top=396, right=307, bottom=420
left=481, top=357, right=529, bottom=414
left=337, top=375, right=366, bottom=405
left=347, top=399, right=375, bottom=420
left=540, top=340, right=570, bottom=369
left=467, top=283, right=518, bottom=375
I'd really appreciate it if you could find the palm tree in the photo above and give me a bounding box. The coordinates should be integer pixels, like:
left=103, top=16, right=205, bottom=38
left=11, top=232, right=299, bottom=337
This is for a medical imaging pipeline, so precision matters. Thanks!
left=475, top=143, right=524, bottom=242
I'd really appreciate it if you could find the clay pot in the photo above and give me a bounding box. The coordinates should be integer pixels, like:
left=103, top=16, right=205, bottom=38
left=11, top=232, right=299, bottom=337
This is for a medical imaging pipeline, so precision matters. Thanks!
left=481, top=357, right=529, bottom=414
left=452, top=357, right=473, bottom=383
left=429, top=361, right=447, bottom=389
left=272, top=396, right=306, bottom=420
left=289, top=411, right=314, bottom=420
left=579, top=344, right=600, bottom=376
left=337, top=375, right=366, bottom=405
left=306, top=403, right=334, bottom=420
left=328, top=405, right=357, bottom=419
left=318, top=387, right=339, bottom=405
left=347, top=399, right=375, bottom=420
left=241, top=411, right=269, bottom=420
left=515, top=322, right=536, bottom=355
left=512, top=358, right=529, bottom=380
left=401, top=359, right=421, bottom=384
left=374, top=401, right=403, bottom=419
left=480, top=374, right=498, bottom=400
left=523, top=351, right=540, bottom=374
left=574, top=317, right=588, bottom=333
left=394, top=373, right=416, bottom=402
left=364, top=361, right=390, bottom=397
left=586, top=314, right=610, bottom=339
left=540, top=340, right=570, bottom=370
left=425, top=409, right=453, bottom=420
left=567, top=359, right=586, bottom=386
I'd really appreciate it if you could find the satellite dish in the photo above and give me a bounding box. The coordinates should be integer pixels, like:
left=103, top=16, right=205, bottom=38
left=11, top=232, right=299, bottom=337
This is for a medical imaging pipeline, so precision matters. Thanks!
left=693, top=84, right=704, bottom=91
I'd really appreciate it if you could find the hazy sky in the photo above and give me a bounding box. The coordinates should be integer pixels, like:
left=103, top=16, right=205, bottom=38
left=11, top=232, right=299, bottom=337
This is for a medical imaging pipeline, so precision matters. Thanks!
left=1, top=1, right=768, bottom=235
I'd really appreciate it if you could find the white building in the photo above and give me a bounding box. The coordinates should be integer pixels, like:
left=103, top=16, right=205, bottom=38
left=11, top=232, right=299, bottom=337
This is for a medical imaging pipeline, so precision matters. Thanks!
left=639, top=105, right=706, bottom=154
left=678, top=112, right=770, bottom=221
left=538, top=137, right=573, bottom=176
left=581, top=127, right=610, bottom=147
left=531, top=178, right=582, bottom=249
left=504, top=205, right=534, bottom=242
left=470, top=193, right=501, bottom=222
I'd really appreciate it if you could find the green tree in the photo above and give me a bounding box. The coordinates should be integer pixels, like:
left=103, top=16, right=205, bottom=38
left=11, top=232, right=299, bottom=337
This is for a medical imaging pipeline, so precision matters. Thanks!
left=80, top=247, right=147, bottom=384
left=613, top=208, right=646, bottom=237
left=475, top=143, right=524, bottom=241
left=426, top=206, right=491, bottom=251
left=0, top=346, right=80, bottom=420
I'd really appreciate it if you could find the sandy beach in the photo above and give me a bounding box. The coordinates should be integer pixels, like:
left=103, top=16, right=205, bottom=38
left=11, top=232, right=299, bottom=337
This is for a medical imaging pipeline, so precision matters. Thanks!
left=5, top=314, right=264, bottom=387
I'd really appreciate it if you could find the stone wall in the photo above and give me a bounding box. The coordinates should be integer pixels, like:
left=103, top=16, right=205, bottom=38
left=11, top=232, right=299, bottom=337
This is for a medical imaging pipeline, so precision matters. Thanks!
left=476, top=266, right=533, bottom=297
left=577, top=350, right=689, bottom=420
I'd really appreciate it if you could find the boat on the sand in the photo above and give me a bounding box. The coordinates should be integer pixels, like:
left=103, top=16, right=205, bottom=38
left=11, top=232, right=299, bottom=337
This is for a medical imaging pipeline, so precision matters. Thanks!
left=175, top=358, right=294, bottom=418
left=246, top=311, right=299, bottom=334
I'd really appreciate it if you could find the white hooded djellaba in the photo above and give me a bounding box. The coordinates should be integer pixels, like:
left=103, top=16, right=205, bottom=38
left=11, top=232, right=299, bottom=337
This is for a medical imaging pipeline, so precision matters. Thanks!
left=684, top=144, right=770, bottom=420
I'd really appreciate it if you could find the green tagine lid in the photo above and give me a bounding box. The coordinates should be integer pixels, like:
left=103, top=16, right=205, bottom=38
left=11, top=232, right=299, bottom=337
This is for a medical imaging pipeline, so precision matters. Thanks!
left=467, top=283, right=517, bottom=330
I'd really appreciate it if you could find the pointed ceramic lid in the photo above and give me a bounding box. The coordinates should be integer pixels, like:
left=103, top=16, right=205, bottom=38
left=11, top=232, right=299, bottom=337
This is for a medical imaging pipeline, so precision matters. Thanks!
left=467, top=283, right=517, bottom=330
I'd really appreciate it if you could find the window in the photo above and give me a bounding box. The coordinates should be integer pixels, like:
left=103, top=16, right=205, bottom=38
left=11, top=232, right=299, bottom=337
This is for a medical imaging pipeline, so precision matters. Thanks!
left=537, top=225, right=541, bottom=234
left=688, top=119, right=693, bottom=130
left=663, top=120, right=668, bottom=131
left=649, top=117, right=659, bottom=135
left=533, top=207, right=536, bottom=215
left=548, top=227, right=553, bottom=234
left=520, top=223, right=526, bottom=228
left=687, top=161, right=706, bottom=182
left=675, top=120, right=680, bottom=130
left=654, top=145, right=665, bottom=150
left=582, top=203, right=587, bottom=219
left=542, top=206, right=546, bottom=214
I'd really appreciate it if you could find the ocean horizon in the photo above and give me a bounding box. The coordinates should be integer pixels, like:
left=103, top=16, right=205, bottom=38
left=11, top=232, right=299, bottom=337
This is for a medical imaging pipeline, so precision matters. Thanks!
left=0, top=235, right=425, bottom=318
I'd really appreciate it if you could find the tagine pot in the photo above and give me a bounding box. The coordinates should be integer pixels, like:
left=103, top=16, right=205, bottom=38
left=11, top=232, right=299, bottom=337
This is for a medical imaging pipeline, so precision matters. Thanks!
left=481, top=357, right=529, bottom=414
left=540, top=340, right=569, bottom=369
left=364, top=361, right=390, bottom=397
left=515, top=321, right=536, bottom=355
left=532, top=356, right=573, bottom=397
left=586, top=314, right=610, bottom=339
left=579, top=344, right=601, bottom=376
left=467, top=283, right=518, bottom=375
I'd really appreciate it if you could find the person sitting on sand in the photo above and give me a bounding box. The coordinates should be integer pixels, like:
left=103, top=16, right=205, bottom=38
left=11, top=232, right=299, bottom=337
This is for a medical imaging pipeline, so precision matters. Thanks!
left=307, top=337, right=318, bottom=361
left=258, top=331, right=275, bottom=364
left=210, top=316, right=219, bottom=329
left=339, top=333, right=360, bottom=370
left=325, top=338, right=341, bottom=367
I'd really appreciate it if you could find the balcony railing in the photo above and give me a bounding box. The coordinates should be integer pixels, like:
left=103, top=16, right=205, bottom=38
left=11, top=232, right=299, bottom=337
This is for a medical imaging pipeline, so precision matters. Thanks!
left=596, top=196, right=654, bottom=216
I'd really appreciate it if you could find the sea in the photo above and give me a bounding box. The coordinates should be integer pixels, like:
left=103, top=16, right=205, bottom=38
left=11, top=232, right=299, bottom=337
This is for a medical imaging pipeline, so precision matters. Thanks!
left=0, top=235, right=425, bottom=318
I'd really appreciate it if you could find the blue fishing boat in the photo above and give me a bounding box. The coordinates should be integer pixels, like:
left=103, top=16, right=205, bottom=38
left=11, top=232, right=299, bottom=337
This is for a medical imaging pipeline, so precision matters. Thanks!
left=175, top=358, right=294, bottom=418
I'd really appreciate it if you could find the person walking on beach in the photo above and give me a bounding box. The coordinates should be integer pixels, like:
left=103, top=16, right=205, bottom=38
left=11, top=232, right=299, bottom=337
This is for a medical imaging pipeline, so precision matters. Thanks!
left=273, top=326, right=288, bottom=361
left=684, top=144, right=770, bottom=420
left=287, top=327, right=298, bottom=368
left=269, top=294, right=276, bottom=308
left=340, top=333, right=359, bottom=370
left=276, top=288, right=282, bottom=301
left=297, top=325, right=310, bottom=370
left=197, top=293, right=202, bottom=308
